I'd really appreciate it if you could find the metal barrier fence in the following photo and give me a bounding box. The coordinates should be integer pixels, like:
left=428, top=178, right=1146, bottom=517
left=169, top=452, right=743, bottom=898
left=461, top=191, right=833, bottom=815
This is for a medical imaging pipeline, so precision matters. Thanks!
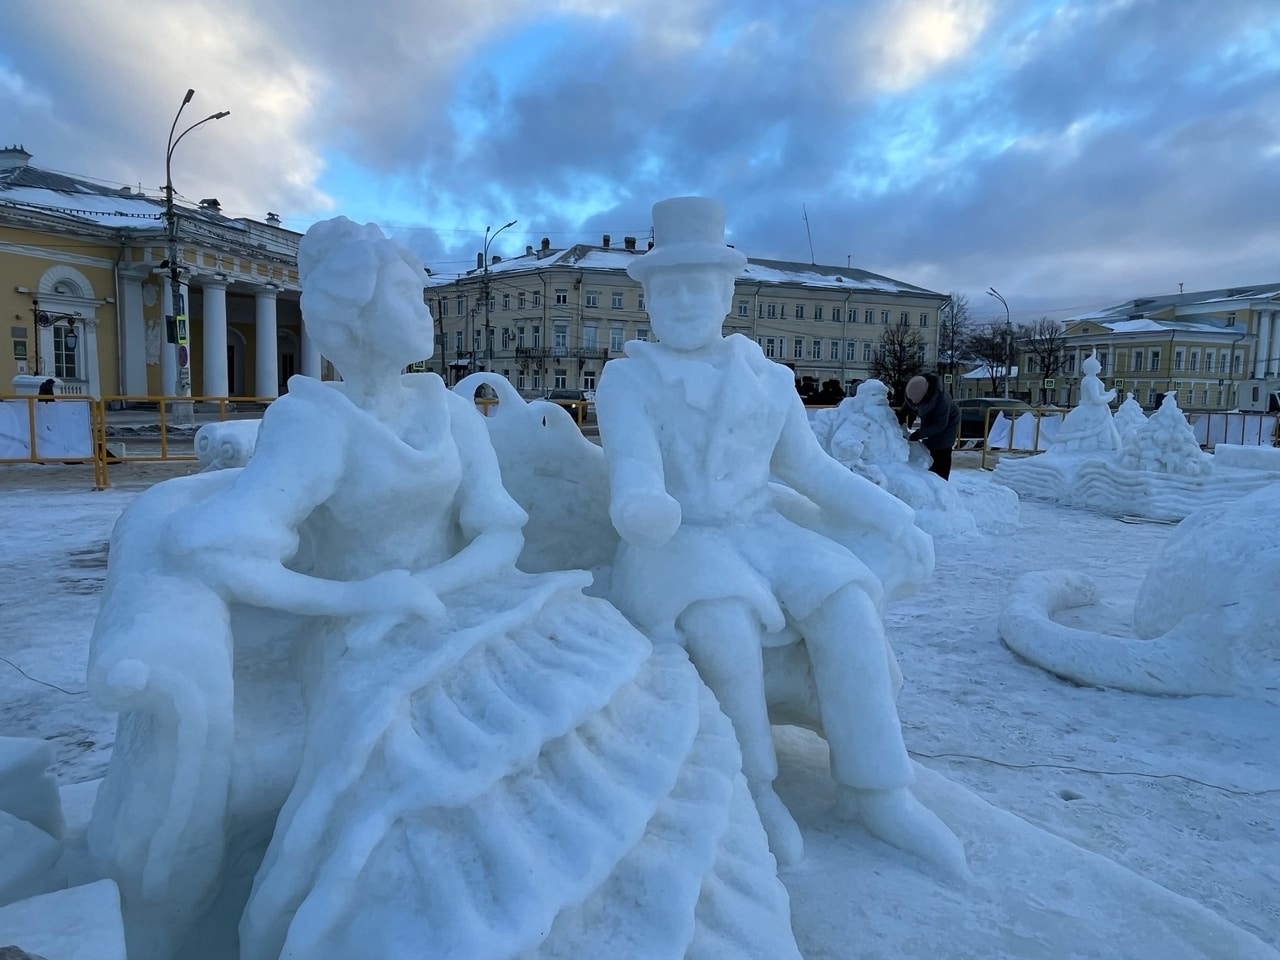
left=0, top=394, right=108, bottom=488
left=978, top=406, right=1070, bottom=470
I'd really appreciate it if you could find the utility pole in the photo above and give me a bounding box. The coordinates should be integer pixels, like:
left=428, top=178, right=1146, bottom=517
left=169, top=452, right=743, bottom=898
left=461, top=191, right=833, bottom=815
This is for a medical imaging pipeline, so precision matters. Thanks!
left=481, top=219, right=517, bottom=373
left=164, top=88, right=229, bottom=416
left=987, top=287, right=1011, bottom=400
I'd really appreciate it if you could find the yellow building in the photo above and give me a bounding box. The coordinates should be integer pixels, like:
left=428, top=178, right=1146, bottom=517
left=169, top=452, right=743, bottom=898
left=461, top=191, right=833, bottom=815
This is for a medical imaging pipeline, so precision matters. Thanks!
left=1, top=145, right=316, bottom=401
left=427, top=234, right=947, bottom=395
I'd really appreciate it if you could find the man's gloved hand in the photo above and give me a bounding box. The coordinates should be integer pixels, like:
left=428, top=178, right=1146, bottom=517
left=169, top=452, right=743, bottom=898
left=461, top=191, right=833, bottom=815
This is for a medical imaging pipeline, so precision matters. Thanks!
left=909, top=430, right=923, bottom=442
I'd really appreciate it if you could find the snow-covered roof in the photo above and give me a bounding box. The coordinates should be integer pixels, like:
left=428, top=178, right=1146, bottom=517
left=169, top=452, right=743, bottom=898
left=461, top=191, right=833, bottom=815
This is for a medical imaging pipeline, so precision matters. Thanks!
left=1065, top=283, right=1280, bottom=325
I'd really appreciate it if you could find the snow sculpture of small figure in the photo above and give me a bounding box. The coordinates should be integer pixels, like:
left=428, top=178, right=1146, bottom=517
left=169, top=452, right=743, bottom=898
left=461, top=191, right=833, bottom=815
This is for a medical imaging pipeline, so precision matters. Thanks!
left=596, top=197, right=965, bottom=876
left=1113, top=391, right=1148, bottom=446
left=87, top=217, right=802, bottom=960
left=1118, top=391, right=1211, bottom=476
left=1049, top=350, right=1121, bottom=453
left=825, top=379, right=917, bottom=485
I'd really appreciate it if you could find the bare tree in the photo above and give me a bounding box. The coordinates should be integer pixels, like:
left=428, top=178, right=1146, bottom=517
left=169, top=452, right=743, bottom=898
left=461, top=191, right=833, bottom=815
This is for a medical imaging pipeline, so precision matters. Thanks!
left=1016, top=316, right=1068, bottom=403
left=938, top=292, right=973, bottom=379
left=965, top=327, right=1013, bottom=396
left=871, top=323, right=927, bottom=404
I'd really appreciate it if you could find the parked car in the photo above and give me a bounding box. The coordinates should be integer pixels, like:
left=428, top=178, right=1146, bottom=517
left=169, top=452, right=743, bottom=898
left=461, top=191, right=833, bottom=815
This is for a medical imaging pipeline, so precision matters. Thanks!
left=955, top=397, right=1034, bottom=438
left=544, top=388, right=595, bottom=423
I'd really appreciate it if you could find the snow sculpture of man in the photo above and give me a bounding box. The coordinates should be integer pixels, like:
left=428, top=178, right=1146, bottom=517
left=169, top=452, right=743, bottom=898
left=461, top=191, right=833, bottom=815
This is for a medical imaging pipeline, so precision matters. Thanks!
left=1119, top=391, right=1211, bottom=476
left=595, top=196, right=965, bottom=875
left=825, top=379, right=916, bottom=485
left=1050, top=350, right=1121, bottom=453
left=87, top=216, right=804, bottom=960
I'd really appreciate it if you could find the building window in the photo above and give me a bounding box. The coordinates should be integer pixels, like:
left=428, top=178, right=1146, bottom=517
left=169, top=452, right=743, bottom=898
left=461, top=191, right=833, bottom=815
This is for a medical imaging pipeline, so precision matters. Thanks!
left=1174, top=349, right=1184, bottom=371
left=554, top=289, right=568, bottom=305
left=517, top=326, right=526, bottom=348
left=583, top=325, right=598, bottom=349
left=814, top=305, right=824, bottom=321
left=473, top=331, right=482, bottom=352
left=767, top=303, right=778, bottom=319
left=532, top=291, right=541, bottom=307
left=502, top=294, right=510, bottom=310
left=532, top=325, right=541, bottom=348
left=863, top=342, right=872, bottom=362
left=828, top=339, right=839, bottom=361
left=583, top=371, right=597, bottom=390
left=553, top=326, right=568, bottom=350
left=881, top=310, right=889, bottom=325
left=1149, top=349, right=1160, bottom=372
left=455, top=295, right=466, bottom=315
left=1233, top=351, right=1242, bottom=373
left=793, top=337, right=805, bottom=360
left=610, top=327, right=624, bottom=351
left=455, top=331, right=463, bottom=351
left=517, top=372, right=526, bottom=390
left=531, top=372, right=541, bottom=390
left=438, top=299, right=449, bottom=317
left=919, top=312, right=928, bottom=327
left=795, top=304, right=805, bottom=320
left=487, top=296, right=496, bottom=312
left=637, top=327, right=649, bottom=342
left=764, top=337, right=777, bottom=358
left=865, top=309, right=874, bottom=324
left=1219, top=353, right=1229, bottom=373
left=554, top=368, right=567, bottom=389
left=1132, top=349, right=1144, bottom=372
left=810, top=338, right=822, bottom=360
left=758, top=302, right=764, bottom=318
left=637, top=293, right=645, bottom=310
left=1097, top=351, right=1108, bottom=373
left=585, top=290, right=599, bottom=308
left=1226, top=312, right=1236, bottom=327
left=502, top=327, right=511, bottom=349
left=610, top=291, right=623, bottom=309
left=780, top=303, right=787, bottom=319
left=832, top=308, right=841, bottom=323
left=53, top=327, right=78, bottom=379
left=738, top=301, right=749, bottom=317
left=518, top=292, right=526, bottom=309
left=1189, top=350, right=1199, bottom=371
left=1204, top=350, right=1215, bottom=373
left=845, top=340, right=856, bottom=362
left=899, top=311, right=909, bottom=325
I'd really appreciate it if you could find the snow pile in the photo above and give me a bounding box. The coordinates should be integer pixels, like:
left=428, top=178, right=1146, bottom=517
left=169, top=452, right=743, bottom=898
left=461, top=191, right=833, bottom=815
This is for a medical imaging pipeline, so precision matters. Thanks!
left=0, top=737, right=65, bottom=907
left=999, top=482, right=1280, bottom=697
left=1113, top=391, right=1148, bottom=444
left=1118, top=392, right=1211, bottom=476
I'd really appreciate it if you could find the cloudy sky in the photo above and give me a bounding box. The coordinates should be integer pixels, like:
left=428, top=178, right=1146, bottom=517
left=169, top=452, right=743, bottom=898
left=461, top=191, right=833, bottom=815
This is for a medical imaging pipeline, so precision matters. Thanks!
left=2, top=0, right=1277, bottom=324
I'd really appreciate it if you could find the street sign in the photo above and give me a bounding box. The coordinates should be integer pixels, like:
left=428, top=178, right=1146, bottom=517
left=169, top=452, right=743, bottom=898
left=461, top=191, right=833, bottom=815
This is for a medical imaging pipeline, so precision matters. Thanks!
left=1114, top=378, right=1125, bottom=388
left=1044, top=378, right=1055, bottom=389
left=943, top=374, right=953, bottom=384
left=176, top=315, right=189, bottom=347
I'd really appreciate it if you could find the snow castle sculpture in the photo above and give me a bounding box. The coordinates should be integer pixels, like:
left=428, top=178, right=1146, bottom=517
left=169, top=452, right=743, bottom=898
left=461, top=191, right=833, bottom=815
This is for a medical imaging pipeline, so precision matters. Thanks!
left=595, top=197, right=966, bottom=875
left=85, top=217, right=802, bottom=960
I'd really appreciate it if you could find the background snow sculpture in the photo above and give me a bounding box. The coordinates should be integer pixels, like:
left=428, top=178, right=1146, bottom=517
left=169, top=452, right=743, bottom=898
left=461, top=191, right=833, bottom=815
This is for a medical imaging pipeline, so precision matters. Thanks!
left=1113, top=391, right=1148, bottom=445
left=999, top=482, right=1280, bottom=697
left=1117, top=392, right=1211, bottom=476
left=1049, top=351, right=1120, bottom=454
left=86, top=217, right=802, bottom=960
left=812, top=379, right=1016, bottom=537
left=596, top=196, right=965, bottom=878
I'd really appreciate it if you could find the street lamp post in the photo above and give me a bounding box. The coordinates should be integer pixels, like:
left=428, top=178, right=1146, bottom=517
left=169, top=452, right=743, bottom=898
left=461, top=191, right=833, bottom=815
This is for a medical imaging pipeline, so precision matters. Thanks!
left=480, top=219, right=517, bottom=371
left=30, top=300, right=80, bottom=379
left=986, top=286, right=1011, bottom=400
left=164, top=88, right=229, bottom=413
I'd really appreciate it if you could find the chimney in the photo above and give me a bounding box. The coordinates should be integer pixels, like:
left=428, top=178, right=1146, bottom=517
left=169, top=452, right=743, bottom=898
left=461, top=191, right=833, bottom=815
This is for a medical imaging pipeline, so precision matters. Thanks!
left=624, top=236, right=636, bottom=251
left=266, top=212, right=281, bottom=225
left=0, top=144, right=31, bottom=169
left=491, top=255, right=501, bottom=264
left=477, top=252, right=484, bottom=270
left=602, top=234, right=611, bottom=248
left=647, top=239, right=655, bottom=250
left=526, top=245, right=534, bottom=256
left=199, top=198, right=221, bottom=212
left=539, top=237, right=551, bottom=258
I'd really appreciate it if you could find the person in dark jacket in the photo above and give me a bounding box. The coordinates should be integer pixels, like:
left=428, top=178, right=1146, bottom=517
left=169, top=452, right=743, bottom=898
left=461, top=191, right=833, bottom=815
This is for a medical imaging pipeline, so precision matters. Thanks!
left=902, top=373, right=960, bottom=480
left=37, top=378, right=56, bottom=401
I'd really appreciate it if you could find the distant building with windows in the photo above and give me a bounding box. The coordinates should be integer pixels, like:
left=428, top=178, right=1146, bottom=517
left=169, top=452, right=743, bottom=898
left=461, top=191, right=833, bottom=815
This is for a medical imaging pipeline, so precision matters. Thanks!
left=0, top=145, right=317, bottom=401
left=426, top=234, right=947, bottom=395
left=1041, top=285, right=1280, bottom=410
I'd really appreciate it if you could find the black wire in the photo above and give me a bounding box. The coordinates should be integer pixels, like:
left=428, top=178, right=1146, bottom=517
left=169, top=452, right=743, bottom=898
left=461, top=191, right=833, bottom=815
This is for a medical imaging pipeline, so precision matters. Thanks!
left=0, top=655, right=87, bottom=696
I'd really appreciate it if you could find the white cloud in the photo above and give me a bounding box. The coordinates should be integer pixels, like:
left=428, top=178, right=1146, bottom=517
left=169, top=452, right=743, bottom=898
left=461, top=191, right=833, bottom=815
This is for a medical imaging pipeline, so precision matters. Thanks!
left=856, top=0, right=995, bottom=95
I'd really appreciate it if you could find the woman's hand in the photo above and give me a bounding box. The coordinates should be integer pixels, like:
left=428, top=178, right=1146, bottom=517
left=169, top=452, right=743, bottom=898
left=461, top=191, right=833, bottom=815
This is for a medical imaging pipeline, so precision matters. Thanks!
left=359, top=569, right=445, bottom=622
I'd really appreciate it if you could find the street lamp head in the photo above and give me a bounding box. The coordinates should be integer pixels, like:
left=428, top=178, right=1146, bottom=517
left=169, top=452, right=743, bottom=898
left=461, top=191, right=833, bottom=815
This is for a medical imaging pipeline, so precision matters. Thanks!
left=213, top=111, right=230, bottom=120
left=182, top=88, right=195, bottom=105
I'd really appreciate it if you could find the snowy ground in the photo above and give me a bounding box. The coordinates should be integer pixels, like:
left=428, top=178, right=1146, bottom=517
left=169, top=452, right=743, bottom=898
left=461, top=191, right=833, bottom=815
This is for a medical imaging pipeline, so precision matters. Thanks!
left=1, top=457, right=1276, bottom=957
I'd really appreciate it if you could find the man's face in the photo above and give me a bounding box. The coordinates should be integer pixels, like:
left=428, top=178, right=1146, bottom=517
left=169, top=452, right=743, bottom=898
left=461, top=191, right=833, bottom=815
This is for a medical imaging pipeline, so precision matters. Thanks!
left=644, top=267, right=733, bottom=351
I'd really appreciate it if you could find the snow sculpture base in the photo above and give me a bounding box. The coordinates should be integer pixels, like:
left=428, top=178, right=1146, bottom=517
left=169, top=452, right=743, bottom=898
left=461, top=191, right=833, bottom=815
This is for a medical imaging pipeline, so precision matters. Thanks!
left=997, top=482, right=1280, bottom=697
left=778, top=739, right=1278, bottom=959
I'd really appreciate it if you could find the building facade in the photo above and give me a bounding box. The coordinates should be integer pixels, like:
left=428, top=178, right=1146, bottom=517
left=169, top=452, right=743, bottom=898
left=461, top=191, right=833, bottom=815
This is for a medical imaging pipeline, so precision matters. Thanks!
left=1, top=146, right=319, bottom=401
left=427, top=235, right=947, bottom=395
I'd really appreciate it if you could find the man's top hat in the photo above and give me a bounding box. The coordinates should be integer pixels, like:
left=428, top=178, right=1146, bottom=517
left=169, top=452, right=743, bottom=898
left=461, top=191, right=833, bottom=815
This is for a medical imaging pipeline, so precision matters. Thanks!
left=627, top=197, right=747, bottom=283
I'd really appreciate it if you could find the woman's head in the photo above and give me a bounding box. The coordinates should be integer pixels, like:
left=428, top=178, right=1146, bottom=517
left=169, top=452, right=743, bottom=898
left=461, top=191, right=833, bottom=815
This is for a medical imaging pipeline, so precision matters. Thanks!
left=299, top=217, right=434, bottom=374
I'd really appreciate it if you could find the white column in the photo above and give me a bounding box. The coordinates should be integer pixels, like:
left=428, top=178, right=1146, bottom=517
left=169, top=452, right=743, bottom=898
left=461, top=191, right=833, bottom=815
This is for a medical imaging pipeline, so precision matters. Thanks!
left=300, top=317, right=322, bottom=380
left=202, top=280, right=229, bottom=397
left=82, top=318, right=102, bottom=399
left=254, top=288, right=279, bottom=398
left=161, top=281, right=187, bottom=398
left=1266, top=310, right=1279, bottom=377
left=119, top=276, right=148, bottom=395
left=1254, top=310, right=1271, bottom=379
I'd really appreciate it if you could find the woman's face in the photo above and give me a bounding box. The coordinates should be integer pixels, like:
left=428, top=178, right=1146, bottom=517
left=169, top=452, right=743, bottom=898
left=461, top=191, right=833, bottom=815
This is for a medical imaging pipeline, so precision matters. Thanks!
left=364, top=248, right=436, bottom=364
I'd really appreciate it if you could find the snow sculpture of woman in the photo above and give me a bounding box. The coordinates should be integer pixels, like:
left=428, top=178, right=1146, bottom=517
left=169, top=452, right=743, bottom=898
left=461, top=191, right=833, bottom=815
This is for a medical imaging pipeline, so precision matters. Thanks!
left=1050, top=350, right=1121, bottom=454
left=87, top=217, right=801, bottom=960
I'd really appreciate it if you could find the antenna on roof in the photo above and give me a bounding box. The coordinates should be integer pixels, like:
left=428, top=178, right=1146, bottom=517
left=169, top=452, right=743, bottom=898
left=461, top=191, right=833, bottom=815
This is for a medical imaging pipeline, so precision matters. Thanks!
left=802, top=204, right=815, bottom=264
